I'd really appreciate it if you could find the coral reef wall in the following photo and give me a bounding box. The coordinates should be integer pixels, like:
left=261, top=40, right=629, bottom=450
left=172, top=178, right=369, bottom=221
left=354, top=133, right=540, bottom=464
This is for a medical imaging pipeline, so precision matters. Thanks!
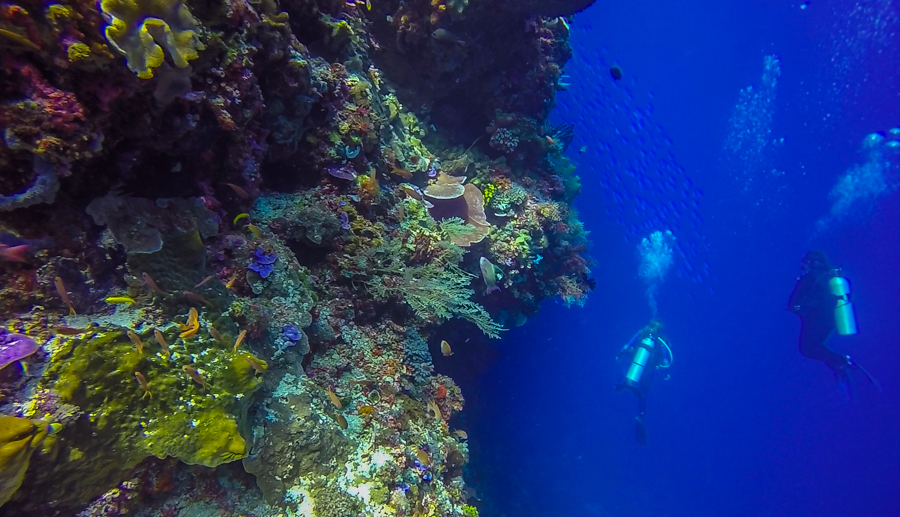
left=0, top=0, right=593, bottom=515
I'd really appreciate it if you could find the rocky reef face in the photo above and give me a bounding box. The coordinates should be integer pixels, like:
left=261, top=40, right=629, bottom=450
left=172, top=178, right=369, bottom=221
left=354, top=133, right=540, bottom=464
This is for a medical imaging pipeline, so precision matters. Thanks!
left=0, top=0, right=593, bottom=515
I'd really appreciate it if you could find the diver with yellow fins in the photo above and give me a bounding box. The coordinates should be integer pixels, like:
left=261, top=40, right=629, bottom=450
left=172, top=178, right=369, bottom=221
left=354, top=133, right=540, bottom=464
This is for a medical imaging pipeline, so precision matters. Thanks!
left=788, top=250, right=881, bottom=396
left=616, top=319, right=673, bottom=445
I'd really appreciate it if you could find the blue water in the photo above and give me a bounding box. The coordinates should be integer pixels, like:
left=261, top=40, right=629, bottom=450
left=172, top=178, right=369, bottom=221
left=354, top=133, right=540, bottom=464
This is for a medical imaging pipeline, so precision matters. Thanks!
left=454, top=1, right=900, bottom=516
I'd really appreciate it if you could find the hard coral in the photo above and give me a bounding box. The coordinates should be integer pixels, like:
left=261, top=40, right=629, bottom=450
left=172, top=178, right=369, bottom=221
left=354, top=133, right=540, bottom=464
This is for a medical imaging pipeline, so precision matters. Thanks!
left=100, top=0, right=203, bottom=79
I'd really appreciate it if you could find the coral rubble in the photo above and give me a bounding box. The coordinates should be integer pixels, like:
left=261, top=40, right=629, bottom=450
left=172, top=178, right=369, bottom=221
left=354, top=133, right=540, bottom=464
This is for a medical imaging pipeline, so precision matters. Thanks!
left=0, top=0, right=594, bottom=515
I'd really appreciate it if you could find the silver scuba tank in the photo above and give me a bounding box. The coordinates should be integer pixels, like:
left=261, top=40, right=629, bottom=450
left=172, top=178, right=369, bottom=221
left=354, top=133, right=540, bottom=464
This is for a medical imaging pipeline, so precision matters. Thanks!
left=623, top=338, right=655, bottom=394
left=829, top=276, right=857, bottom=335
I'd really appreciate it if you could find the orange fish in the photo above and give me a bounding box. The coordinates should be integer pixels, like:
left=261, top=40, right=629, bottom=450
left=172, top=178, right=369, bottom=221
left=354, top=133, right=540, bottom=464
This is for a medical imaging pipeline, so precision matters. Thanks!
left=244, top=354, right=267, bottom=374
left=182, top=290, right=211, bottom=307
left=225, top=272, right=239, bottom=290
left=179, top=308, right=200, bottom=338
left=391, top=166, right=413, bottom=180
left=224, top=182, right=249, bottom=199
left=326, top=389, right=343, bottom=409
left=440, top=340, right=453, bottom=357
left=208, top=325, right=223, bottom=343
left=135, top=371, right=151, bottom=398
left=141, top=272, right=166, bottom=294
left=54, top=276, right=75, bottom=315
left=182, top=365, right=208, bottom=388
left=153, top=330, right=170, bottom=359
left=335, top=413, right=348, bottom=430
left=127, top=330, right=143, bottom=355
left=232, top=329, right=247, bottom=353
left=193, top=275, right=215, bottom=289
left=52, top=326, right=88, bottom=335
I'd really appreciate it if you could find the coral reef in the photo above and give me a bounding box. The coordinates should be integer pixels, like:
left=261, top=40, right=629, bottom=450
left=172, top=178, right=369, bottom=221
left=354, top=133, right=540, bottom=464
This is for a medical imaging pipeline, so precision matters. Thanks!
left=0, top=0, right=593, bottom=514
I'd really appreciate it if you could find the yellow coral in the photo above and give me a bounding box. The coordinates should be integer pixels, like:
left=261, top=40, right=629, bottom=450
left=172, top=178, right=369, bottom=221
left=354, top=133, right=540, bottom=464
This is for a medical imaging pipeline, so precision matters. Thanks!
left=46, top=4, right=72, bottom=20
left=100, top=0, right=204, bottom=79
left=0, top=416, right=61, bottom=507
left=67, top=42, right=92, bottom=62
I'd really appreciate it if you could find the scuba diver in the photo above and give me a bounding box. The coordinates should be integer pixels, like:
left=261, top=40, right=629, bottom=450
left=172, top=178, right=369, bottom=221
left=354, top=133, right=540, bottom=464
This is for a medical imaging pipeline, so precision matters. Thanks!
left=788, top=250, right=880, bottom=395
left=615, top=319, right=673, bottom=445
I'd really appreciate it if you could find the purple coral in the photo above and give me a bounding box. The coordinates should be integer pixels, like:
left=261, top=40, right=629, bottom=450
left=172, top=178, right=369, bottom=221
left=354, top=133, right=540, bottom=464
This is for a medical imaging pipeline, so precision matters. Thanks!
left=248, top=248, right=277, bottom=278
left=282, top=325, right=301, bottom=342
left=339, top=211, right=350, bottom=230
left=0, top=332, right=40, bottom=371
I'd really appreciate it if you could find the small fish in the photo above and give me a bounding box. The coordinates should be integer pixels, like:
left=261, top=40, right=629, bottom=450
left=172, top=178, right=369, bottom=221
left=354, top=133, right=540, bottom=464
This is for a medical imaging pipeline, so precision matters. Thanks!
left=179, top=308, right=200, bottom=338
left=127, top=330, right=144, bottom=355
left=153, top=330, right=170, bottom=359
left=225, top=182, right=249, bottom=199
left=52, top=326, right=88, bottom=335
left=246, top=224, right=263, bottom=239
left=479, top=257, right=502, bottom=295
left=193, top=275, right=215, bottom=289
left=578, top=145, right=588, bottom=154
left=326, top=389, right=343, bottom=409
left=335, top=413, right=348, bottom=430
left=399, top=183, right=423, bottom=200
left=610, top=65, right=623, bottom=81
left=232, top=329, right=247, bottom=353
left=0, top=243, right=30, bottom=263
left=182, top=365, right=209, bottom=388
left=415, top=449, right=431, bottom=466
left=233, top=213, right=250, bottom=225
left=390, top=166, right=414, bottom=180
left=135, top=372, right=151, bottom=398
left=440, top=340, right=453, bottom=357
left=182, top=290, right=211, bottom=307
left=54, top=276, right=75, bottom=315
left=225, top=272, right=239, bottom=290
left=452, top=429, right=468, bottom=440
left=431, top=28, right=464, bottom=46
left=141, top=272, right=166, bottom=294
left=209, top=325, right=223, bottom=343
left=179, top=307, right=199, bottom=330
left=105, top=296, right=135, bottom=305
left=244, top=354, right=267, bottom=374
left=428, top=400, right=442, bottom=420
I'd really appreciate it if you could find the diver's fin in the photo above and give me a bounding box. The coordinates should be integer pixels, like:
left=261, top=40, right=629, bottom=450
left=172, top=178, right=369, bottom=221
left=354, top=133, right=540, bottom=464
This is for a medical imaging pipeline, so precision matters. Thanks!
left=635, top=415, right=648, bottom=446
left=850, top=360, right=883, bottom=393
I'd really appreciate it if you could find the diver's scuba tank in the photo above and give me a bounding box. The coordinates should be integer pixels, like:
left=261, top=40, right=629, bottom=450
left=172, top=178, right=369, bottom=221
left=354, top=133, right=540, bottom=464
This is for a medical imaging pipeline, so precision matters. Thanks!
left=622, top=338, right=655, bottom=395
left=829, top=276, right=857, bottom=335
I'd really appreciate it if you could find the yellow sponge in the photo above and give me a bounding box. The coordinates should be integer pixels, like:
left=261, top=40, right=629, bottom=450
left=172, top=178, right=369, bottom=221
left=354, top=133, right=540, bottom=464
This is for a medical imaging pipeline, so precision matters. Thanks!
left=100, top=0, right=204, bottom=79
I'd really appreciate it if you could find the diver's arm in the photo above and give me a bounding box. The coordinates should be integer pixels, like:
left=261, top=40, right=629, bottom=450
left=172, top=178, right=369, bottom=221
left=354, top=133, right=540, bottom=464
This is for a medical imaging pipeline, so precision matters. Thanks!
left=617, top=331, right=641, bottom=361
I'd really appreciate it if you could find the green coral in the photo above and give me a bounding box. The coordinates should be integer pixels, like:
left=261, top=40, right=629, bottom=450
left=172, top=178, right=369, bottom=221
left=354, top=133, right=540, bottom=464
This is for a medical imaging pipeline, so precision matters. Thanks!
left=462, top=505, right=479, bottom=517
left=100, top=0, right=204, bottom=79
left=488, top=184, right=528, bottom=214
left=48, top=328, right=260, bottom=466
left=11, top=325, right=264, bottom=509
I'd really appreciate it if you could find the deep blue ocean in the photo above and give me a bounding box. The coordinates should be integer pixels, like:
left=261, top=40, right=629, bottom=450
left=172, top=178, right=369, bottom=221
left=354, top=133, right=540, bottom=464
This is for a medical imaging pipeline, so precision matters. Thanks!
left=438, top=1, right=900, bottom=516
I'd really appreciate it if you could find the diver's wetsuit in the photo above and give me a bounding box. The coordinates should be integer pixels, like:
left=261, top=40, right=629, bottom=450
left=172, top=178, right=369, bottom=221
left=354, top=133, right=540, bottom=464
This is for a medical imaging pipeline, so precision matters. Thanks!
left=618, top=331, right=670, bottom=445
left=788, top=266, right=847, bottom=372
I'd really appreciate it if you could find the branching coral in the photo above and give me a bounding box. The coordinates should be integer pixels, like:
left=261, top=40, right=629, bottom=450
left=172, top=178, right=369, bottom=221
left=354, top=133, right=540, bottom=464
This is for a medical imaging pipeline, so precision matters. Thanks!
left=372, top=260, right=504, bottom=338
